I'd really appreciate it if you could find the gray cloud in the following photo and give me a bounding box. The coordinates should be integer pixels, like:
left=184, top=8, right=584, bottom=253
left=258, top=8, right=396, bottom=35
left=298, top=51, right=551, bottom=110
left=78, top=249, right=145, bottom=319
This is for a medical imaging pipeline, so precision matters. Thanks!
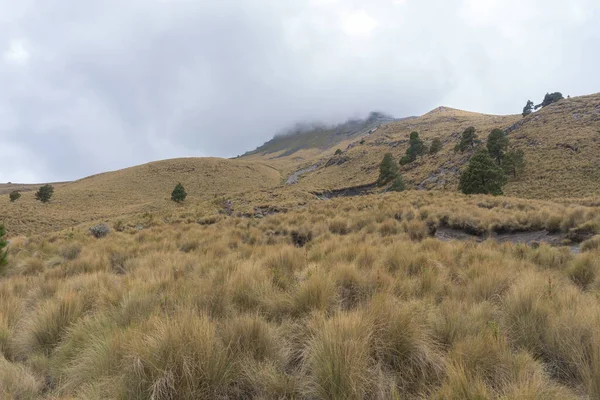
left=1, top=0, right=599, bottom=182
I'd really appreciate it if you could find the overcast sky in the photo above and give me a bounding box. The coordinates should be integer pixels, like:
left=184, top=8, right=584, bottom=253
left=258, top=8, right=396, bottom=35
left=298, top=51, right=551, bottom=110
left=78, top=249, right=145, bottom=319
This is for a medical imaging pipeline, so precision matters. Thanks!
left=1, top=0, right=599, bottom=183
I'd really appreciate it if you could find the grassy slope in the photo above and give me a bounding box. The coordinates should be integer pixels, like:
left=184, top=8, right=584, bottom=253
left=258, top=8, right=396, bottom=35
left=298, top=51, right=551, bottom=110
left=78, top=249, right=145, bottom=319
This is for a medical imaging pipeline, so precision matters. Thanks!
left=0, top=158, right=281, bottom=236
left=244, top=94, right=600, bottom=199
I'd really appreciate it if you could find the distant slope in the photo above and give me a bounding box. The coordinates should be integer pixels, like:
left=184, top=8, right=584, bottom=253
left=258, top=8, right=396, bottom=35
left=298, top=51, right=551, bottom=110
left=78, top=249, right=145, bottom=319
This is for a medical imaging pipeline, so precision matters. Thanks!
left=0, top=158, right=281, bottom=235
left=0, top=182, right=69, bottom=195
left=243, top=93, right=600, bottom=199
left=243, top=112, right=399, bottom=158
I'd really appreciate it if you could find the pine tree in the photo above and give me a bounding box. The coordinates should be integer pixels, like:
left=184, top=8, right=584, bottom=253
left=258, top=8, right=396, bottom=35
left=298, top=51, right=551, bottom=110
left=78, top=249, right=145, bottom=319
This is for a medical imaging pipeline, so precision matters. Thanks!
left=171, top=183, right=187, bottom=203
left=400, top=132, right=426, bottom=165
left=377, top=153, right=399, bottom=186
left=536, top=92, right=563, bottom=109
left=454, top=127, right=478, bottom=152
left=522, top=100, right=534, bottom=117
left=487, top=129, right=509, bottom=165
left=429, top=138, right=443, bottom=154
left=459, top=150, right=507, bottom=195
left=389, top=176, right=405, bottom=192
left=9, top=191, right=21, bottom=202
left=502, top=149, right=525, bottom=179
left=0, top=224, right=8, bottom=268
left=35, top=184, right=54, bottom=203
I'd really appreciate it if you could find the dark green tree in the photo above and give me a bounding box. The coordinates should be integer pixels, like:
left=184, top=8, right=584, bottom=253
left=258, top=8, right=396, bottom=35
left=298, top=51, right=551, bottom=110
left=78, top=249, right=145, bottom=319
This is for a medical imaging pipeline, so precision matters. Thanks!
left=9, top=191, right=21, bottom=202
left=35, top=184, right=54, bottom=203
left=0, top=224, right=7, bottom=268
left=502, top=149, right=525, bottom=179
left=377, top=153, right=399, bottom=186
left=487, top=129, right=509, bottom=165
left=429, top=138, right=443, bottom=155
left=171, top=183, right=187, bottom=203
left=454, top=127, right=478, bottom=152
left=400, top=132, right=426, bottom=165
left=459, top=150, right=507, bottom=195
left=334, top=149, right=343, bottom=155
left=535, top=92, right=563, bottom=109
left=522, top=100, right=534, bottom=117
left=389, top=176, right=405, bottom=192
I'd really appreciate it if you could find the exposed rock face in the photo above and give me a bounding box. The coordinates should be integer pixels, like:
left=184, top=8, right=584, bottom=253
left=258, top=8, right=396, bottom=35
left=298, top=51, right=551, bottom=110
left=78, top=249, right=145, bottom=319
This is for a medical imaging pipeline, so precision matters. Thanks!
left=324, top=156, right=350, bottom=168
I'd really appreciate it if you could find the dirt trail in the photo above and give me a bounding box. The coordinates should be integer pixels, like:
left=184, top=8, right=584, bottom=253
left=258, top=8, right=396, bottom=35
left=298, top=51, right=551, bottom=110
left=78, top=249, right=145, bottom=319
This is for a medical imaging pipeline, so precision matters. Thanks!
left=286, top=164, right=319, bottom=185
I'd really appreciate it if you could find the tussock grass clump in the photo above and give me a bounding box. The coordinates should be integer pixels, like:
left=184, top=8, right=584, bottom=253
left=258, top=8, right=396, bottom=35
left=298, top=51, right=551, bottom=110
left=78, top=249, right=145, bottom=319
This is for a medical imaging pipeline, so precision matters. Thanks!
left=567, top=253, right=598, bottom=289
left=329, top=218, right=350, bottom=235
left=581, top=235, right=600, bottom=252
left=121, top=312, right=236, bottom=400
left=0, top=354, right=42, bottom=399
left=303, top=312, right=374, bottom=399
left=17, top=292, right=92, bottom=357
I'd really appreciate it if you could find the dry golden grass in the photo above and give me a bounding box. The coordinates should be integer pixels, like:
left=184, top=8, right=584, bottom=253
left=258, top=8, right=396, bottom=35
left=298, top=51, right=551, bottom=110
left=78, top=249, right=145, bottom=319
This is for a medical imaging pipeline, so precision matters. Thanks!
left=1, top=192, right=600, bottom=398
left=0, top=157, right=282, bottom=236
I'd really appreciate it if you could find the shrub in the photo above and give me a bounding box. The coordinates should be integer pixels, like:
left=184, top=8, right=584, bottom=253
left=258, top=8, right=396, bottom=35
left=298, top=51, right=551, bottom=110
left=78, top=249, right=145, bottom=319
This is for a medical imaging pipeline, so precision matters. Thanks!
left=89, top=224, right=110, bottom=238
left=9, top=191, right=21, bottom=203
left=171, top=183, right=187, bottom=203
left=291, top=229, right=313, bottom=247
left=377, top=153, right=398, bottom=186
left=389, top=176, right=405, bottom=192
left=459, top=150, right=507, bottom=195
left=429, top=138, right=443, bottom=154
left=455, top=127, right=478, bottom=152
left=34, top=184, right=54, bottom=203
left=334, top=149, right=343, bottom=155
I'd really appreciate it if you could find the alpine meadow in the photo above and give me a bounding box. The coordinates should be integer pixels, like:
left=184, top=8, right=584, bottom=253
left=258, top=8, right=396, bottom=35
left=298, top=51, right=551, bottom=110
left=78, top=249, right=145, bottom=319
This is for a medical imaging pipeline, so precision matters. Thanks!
left=2, top=1, right=600, bottom=398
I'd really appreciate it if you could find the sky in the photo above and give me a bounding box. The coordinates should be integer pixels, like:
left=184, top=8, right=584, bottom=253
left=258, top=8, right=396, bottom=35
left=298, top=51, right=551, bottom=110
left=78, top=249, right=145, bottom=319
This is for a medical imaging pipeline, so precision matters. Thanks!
left=1, top=0, right=599, bottom=183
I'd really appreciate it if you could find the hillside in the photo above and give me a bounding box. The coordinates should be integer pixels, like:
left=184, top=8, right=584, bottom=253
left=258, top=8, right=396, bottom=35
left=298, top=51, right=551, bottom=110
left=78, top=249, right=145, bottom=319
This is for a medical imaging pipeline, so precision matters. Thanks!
left=0, top=158, right=282, bottom=236
left=243, top=112, right=398, bottom=158
left=3, top=96, right=600, bottom=399
left=242, top=93, right=600, bottom=199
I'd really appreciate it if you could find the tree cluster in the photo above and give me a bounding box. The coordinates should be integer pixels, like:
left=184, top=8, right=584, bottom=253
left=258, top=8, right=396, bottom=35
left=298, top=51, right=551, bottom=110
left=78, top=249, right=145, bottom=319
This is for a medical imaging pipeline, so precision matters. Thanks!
left=459, top=128, right=526, bottom=195
left=522, top=92, right=564, bottom=117
left=400, top=132, right=426, bottom=165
